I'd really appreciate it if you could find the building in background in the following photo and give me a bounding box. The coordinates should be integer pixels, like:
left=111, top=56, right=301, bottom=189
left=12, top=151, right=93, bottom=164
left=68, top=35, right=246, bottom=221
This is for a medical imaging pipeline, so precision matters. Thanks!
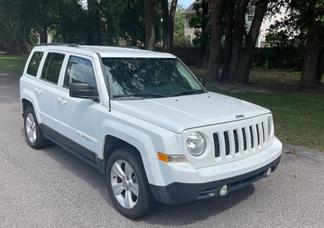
left=183, top=1, right=286, bottom=48
left=244, top=2, right=265, bottom=47
left=183, top=3, right=196, bottom=44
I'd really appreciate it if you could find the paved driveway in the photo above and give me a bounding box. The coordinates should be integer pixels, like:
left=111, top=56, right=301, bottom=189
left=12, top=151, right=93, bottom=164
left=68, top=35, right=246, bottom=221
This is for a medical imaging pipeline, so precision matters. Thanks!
left=0, top=71, right=323, bottom=227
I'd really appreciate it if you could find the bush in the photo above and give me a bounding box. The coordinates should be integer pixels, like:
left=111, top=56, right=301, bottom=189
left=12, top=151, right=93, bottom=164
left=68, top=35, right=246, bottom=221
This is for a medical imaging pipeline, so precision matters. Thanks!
left=254, top=48, right=304, bottom=70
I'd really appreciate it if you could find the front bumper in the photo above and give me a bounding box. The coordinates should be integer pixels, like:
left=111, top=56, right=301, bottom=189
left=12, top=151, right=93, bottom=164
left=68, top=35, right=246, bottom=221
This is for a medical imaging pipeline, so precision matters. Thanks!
left=151, top=156, right=281, bottom=204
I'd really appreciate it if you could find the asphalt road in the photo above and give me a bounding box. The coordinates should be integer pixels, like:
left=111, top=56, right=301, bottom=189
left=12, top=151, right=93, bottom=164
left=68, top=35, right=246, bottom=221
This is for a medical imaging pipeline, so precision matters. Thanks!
left=0, top=71, right=324, bottom=228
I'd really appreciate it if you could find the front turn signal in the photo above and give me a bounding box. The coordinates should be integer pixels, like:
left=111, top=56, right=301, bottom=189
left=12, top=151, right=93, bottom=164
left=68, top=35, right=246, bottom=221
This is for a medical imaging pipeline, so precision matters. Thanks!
left=157, top=152, right=187, bottom=163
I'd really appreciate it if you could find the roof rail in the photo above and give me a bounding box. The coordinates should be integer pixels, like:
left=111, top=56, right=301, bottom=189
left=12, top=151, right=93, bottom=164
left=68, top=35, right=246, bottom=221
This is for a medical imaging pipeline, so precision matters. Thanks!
left=37, top=43, right=80, bottom=47
left=115, top=45, right=140, bottom=50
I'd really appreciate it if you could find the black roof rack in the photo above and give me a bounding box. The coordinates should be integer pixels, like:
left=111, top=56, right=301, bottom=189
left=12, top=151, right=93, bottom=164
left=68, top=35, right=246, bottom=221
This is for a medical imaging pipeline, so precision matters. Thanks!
left=37, top=43, right=79, bottom=47
left=115, top=45, right=140, bottom=50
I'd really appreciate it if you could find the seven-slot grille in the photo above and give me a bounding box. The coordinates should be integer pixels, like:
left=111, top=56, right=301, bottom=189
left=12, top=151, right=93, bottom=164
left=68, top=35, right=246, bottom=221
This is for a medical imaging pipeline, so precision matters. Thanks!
left=213, top=120, right=271, bottom=159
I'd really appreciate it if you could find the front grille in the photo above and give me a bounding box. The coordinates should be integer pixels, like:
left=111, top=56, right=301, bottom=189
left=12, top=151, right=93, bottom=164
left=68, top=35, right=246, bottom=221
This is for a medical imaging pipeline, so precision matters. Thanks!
left=233, top=129, right=239, bottom=153
left=242, top=128, right=247, bottom=151
left=249, top=126, right=254, bottom=148
left=256, top=124, right=260, bottom=146
left=224, top=131, right=230, bottom=155
left=213, top=133, right=220, bottom=157
left=213, top=119, right=271, bottom=159
left=261, top=122, right=265, bottom=143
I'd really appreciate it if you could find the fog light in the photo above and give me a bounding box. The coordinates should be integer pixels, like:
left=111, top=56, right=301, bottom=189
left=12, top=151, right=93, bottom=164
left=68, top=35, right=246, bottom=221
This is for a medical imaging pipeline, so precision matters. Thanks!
left=266, top=167, right=272, bottom=177
left=219, top=185, right=228, bottom=196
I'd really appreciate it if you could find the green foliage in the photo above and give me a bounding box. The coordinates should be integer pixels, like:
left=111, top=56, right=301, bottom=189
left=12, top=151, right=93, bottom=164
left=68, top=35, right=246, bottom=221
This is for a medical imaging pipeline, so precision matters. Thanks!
left=254, top=48, right=304, bottom=70
left=0, top=0, right=149, bottom=49
left=51, top=0, right=88, bottom=43
left=189, top=0, right=209, bottom=47
left=315, top=0, right=324, bottom=22
left=101, top=0, right=125, bottom=44
left=0, top=0, right=33, bottom=51
left=118, top=0, right=145, bottom=45
left=265, top=30, right=305, bottom=48
left=100, top=0, right=157, bottom=46
left=266, top=0, right=324, bottom=49
left=0, top=0, right=88, bottom=51
left=174, top=7, right=191, bottom=47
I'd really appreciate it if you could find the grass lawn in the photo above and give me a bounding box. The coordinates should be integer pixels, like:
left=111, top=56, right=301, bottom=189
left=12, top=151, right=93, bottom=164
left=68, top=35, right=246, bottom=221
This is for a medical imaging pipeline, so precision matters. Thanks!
left=193, top=67, right=324, bottom=151
left=214, top=91, right=324, bottom=152
left=0, top=55, right=27, bottom=74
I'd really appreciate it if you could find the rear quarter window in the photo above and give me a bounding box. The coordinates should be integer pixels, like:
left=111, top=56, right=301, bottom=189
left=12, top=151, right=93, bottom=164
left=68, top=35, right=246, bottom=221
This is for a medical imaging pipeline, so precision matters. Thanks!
left=26, top=52, right=44, bottom=77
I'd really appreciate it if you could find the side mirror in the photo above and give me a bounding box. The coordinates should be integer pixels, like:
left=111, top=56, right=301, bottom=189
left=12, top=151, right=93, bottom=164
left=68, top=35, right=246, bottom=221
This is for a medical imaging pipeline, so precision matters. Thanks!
left=69, top=82, right=99, bottom=101
left=197, top=76, right=205, bottom=86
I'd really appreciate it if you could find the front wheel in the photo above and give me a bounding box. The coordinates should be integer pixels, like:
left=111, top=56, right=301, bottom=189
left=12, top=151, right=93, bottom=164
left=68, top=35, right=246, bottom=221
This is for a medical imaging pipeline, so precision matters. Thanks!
left=23, top=106, right=48, bottom=149
left=106, top=147, right=155, bottom=219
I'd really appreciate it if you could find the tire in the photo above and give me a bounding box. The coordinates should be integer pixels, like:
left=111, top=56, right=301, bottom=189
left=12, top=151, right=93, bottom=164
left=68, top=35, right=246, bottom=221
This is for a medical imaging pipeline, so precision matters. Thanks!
left=23, top=106, right=48, bottom=149
left=106, top=147, right=155, bottom=219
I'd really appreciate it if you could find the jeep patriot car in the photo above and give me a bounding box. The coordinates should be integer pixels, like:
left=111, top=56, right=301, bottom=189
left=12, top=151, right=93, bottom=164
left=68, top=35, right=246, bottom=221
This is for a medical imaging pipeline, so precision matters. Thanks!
left=20, top=44, right=282, bottom=218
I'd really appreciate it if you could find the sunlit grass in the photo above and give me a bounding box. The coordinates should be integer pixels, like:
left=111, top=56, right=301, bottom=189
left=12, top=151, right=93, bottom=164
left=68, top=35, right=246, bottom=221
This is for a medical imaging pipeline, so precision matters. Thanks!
left=214, top=91, right=324, bottom=152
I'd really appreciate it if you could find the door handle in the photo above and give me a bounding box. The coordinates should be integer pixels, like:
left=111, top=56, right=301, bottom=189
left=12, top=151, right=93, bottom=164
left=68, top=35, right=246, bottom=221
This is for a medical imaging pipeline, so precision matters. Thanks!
left=57, top=97, right=68, bottom=105
left=34, top=88, right=42, bottom=95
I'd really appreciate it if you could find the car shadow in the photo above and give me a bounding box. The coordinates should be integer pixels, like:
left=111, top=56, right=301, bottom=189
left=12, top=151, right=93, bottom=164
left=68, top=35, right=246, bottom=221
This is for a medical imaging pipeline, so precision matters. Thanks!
left=142, top=185, right=255, bottom=226
left=41, top=143, right=255, bottom=226
left=40, top=144, right=114, bottom=206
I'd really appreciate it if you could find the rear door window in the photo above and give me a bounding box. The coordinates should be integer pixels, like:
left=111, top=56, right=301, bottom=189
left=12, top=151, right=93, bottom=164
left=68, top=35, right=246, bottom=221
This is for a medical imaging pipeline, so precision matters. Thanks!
left=41, top=53, right=65, bottom=84
left=26, top=51, right=44, bottom=77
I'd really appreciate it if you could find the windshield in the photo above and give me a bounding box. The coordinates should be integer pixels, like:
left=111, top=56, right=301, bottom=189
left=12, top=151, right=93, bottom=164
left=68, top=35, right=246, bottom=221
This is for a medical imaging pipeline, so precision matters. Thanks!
left=101, top=58, right=205, bottom=99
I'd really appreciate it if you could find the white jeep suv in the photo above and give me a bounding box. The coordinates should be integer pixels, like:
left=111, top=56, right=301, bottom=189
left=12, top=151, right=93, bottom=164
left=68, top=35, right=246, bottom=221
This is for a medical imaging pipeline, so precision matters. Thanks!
left=20, top=44, right=282, bottom=218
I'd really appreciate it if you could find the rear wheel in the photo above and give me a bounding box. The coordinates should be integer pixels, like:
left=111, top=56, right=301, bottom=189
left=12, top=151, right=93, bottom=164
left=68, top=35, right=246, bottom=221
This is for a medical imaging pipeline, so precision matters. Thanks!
left=106, top=147, right=155, bottom=219
left=23, top=106, right=48, bottom=149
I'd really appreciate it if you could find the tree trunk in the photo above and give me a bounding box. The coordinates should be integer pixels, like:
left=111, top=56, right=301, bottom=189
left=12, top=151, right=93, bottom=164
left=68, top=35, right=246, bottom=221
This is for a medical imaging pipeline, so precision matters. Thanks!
left=161, top=0, right=178, bottom=52
left=169, top=0, right=178, bottom=49
left=199, top=0, right=209, bottom=67
left=236, top=0, right=269, bottom=83
left=225, top=0, right=249, bottom=81
left=87, top=0, right=100, bottom=45
left=39, top=29, right=48, bottom=43
left=38, top=0, right=48, bottom=44
left=96, top=3, right=102, bottom=45
left=221, top=0, right=235, bottom=80
left=161, top=0, right=170, bottom=51
left=317, top=51, right=324, bottom=84
left=144, top=0, right=155, bottom=50
left=206, top=0, right=224, bottom=82
left=301, top=20, right=324, bottom=88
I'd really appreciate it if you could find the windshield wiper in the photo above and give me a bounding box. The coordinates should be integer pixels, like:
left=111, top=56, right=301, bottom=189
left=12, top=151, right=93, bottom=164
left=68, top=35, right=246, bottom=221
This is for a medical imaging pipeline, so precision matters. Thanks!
left=172, top=90, right=205, bottom=97
left=113, top=92, right=167, bottom=99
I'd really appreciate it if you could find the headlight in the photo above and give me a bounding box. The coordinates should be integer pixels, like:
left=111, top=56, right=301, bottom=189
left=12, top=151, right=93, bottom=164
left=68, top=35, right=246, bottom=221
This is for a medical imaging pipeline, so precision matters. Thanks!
left=186, top=132, right=206, bottom=156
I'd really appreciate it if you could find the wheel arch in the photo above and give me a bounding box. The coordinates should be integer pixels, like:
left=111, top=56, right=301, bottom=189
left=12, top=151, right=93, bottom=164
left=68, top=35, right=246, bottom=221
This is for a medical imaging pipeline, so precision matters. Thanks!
left=20, top=90, right=42, bottom=123
left=22, top=98, right=33, bottom=116
left=99, top=135, right=152, bottom=178
left=98, top=125, right=158, bottom=185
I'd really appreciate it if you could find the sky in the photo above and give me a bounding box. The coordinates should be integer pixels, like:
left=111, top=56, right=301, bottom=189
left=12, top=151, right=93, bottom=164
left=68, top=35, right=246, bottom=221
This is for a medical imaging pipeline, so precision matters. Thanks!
left=179, top=0, right=193, bottom=9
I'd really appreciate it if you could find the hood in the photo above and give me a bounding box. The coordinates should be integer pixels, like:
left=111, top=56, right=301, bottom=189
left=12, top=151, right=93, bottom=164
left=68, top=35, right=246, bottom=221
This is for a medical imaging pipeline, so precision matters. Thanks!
left=111, top=92, right=270, bottom=133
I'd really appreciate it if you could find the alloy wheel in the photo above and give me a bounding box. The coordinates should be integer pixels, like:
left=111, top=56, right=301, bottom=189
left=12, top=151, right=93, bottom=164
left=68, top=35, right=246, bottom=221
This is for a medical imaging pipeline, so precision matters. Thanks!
left=110, top=159, right=139, bottom=209
left=25, top=113, right=37, bottom=143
